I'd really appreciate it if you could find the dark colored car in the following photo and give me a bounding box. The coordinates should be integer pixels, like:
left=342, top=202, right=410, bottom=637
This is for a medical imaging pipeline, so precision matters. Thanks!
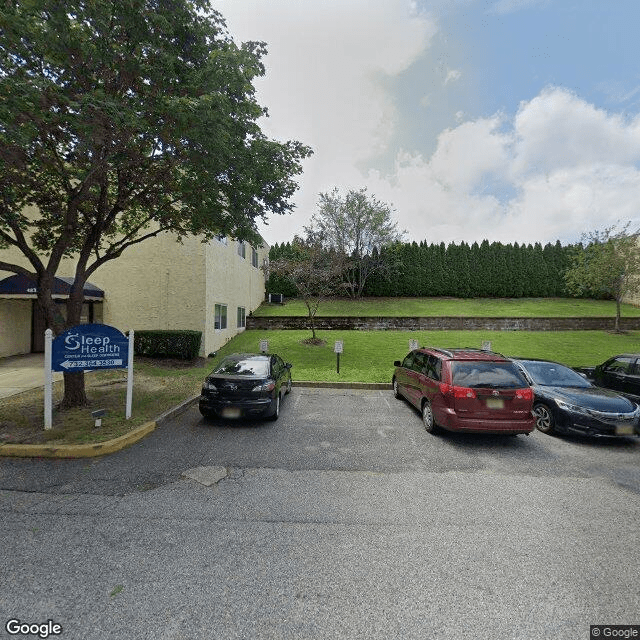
left=513, top=359, right=640, bottom=437
left=392, top=347, right=535, bottom=435
left=577, top=354, right=640, bottom=402
left=199, top=353, right=292, bottom=421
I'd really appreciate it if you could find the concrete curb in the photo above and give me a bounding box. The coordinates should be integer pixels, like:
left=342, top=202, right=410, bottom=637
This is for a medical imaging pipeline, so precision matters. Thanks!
left=294, top=381, right=392, bottom=390
left=0, top=384, right=391, bottom=459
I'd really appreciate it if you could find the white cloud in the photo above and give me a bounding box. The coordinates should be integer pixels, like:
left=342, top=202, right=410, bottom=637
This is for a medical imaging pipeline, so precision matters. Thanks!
left=429, top=117, right=510, bottom=191
left=213, top=3, right=640, bottom=248
left=511, top=88, right=640, bottom=177
left=363, top=88, right=640, bottom=245
left=444, top=69, right=462, bottom=85
left=364, top=151, right=508, bottom=245
left=213, top=0, right=436, bottom=242
left=506, top=165, right=640, bottom=242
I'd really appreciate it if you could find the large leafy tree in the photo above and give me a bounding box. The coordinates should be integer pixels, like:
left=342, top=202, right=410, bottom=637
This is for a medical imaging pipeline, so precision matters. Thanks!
left=305, top=188, right=404, bottom=298
left=0, top=0, right=311, bottom=407
left=565, top=223, right=640, bottom=332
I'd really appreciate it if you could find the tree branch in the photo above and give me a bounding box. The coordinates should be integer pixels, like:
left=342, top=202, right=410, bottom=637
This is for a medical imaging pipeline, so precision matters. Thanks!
left=85, top=227, right=166, bottom=278
left=0, top=261, right=37, bottom=278
left=0, top=225, right=45, bottom=275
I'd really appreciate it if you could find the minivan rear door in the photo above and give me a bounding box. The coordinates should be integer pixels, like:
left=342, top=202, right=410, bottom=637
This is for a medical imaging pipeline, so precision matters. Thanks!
left=449, top=361, right=532, bottom=418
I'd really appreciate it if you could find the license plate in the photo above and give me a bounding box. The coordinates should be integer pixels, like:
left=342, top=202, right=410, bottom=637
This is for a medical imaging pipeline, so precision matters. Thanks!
left=615, top=425, right=635, bottom=435
left=222, top=407, right=241, bottom=419
left=486, top=398, right=505, bottom=409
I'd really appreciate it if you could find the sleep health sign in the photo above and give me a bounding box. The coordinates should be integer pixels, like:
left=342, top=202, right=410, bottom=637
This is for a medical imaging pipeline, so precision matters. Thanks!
left=45, top=324, right=134, bottom=428
left=52, top=324, right=129, bottom=371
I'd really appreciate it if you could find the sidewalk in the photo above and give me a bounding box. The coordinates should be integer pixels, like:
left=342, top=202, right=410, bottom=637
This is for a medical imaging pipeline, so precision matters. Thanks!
left=0, top=353, right=63, bottom=400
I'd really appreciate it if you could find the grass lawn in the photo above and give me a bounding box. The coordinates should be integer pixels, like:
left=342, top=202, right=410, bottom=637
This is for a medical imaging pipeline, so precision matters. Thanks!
left=254, top=297, right=640, bottom=318
left=217, top=329, right=640, bottom=383
left=0, top=358, right=208, bottom=446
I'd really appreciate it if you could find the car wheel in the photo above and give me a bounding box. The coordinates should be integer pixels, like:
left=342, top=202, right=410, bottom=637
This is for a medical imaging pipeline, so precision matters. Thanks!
left=269, top=394, right=280, bottom=421
left=392, top=378, right=401, bottom=399
left=533, top=402, right=555, bottom=434
left=422, top=400, right=437, bottom=433
left=199, top=409, right=214, bottom=421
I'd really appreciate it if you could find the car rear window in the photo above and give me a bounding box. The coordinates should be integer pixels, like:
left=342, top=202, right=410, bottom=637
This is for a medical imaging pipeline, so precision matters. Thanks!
left=605, top=357, right=636, bottom=374
left=213, top=358, right=270, bottom=377
left=450, top=361, right=529, bottom=389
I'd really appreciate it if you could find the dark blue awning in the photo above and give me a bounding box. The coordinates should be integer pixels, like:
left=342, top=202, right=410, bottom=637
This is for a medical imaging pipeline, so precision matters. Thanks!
left=0, top=274, right=104, bottom=300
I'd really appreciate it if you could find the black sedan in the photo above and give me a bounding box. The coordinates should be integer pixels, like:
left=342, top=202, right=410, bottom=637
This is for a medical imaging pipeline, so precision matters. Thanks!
left=513, top=359, right=640, bottom=437
left=577, top=353, right=640, bottom=402
left=199, top=353, right=292, bottom=421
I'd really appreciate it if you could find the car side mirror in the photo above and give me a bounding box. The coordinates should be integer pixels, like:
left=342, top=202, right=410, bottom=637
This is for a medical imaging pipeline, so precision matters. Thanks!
left=394, top=360, right=401, bottom=367
left=285, top=363, right=293, bottom=369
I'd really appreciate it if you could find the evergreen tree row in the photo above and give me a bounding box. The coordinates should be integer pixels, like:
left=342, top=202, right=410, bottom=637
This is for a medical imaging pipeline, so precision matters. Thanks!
left=267, top=239, right=577, bottom=299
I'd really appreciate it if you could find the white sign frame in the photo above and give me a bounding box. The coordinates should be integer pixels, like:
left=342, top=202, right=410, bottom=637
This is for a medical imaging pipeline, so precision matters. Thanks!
left=44, top=328, right=134, bottom=430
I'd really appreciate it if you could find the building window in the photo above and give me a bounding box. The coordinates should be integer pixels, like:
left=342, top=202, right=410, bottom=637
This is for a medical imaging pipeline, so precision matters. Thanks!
left=237, top=306, right=246, bottom=328
left=237, top=241, right=246, bottom=259
left=251, top=247, right=259, bottom=268
left=214, top=304, right=227, bottom=330
left=216, top=235, right=228, bottom=245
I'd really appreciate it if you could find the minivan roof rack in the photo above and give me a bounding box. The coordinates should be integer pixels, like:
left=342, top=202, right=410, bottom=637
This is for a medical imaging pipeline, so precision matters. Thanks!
left=427, top=347, right=507, bottom=358
left=461, top=346, right=506, bottom=357
left=430, top=347, right=454, bottom=357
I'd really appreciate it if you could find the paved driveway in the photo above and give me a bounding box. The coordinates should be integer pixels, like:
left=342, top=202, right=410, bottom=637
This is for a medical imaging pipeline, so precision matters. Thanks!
left=1, top=388, right=639, bottom=639
left=0, top=353, right=62, bottom=399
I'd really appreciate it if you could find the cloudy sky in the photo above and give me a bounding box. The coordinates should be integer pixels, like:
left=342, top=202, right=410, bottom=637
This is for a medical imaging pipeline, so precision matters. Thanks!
left=212, top=0, right=640, bottom=247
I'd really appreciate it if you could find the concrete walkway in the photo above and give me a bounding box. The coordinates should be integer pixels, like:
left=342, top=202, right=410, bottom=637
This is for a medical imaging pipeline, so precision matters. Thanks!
left=0, top=353, right=62, bottom=399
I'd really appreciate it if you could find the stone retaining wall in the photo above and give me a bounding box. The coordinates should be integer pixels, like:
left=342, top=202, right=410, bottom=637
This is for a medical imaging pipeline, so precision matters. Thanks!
left=247, top=316, right=640, bottom=331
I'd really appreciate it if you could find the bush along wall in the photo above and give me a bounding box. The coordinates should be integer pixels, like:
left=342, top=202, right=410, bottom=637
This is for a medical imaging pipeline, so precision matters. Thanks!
left=267, top=239, right=576, bottom=299
left=133, top=330, right=202, bottom=360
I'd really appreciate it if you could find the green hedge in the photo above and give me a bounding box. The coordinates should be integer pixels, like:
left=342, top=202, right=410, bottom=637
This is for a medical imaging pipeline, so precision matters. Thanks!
left=133, top=330, right=202, bottom=360
left=267, top=239, right=577, bottom=299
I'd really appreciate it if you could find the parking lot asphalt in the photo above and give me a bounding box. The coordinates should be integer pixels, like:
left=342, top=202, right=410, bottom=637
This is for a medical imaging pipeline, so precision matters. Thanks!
left=2, top=387, right=640, bottom=639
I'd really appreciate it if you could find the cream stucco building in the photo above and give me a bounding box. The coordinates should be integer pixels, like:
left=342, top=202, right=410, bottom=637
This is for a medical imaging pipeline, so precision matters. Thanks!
left=0, top=231, right=268, bottom=358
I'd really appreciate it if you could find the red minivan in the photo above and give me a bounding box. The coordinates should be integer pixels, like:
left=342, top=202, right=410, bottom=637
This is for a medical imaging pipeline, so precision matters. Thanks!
left=392, top=347, right=535, bottom=435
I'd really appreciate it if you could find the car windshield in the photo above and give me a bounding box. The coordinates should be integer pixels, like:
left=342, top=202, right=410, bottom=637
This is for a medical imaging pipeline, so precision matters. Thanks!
left=450, top=361, right=529, bottom=389
left=212, top=357, right=270, bottom=377
left=518, top=361, right=591, bottom=388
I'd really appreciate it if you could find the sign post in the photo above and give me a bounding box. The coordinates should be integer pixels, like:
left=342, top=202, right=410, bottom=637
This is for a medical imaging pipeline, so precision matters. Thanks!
left=44, top=329, right=53, bottom=430
left=334, top=340, right=344, bottom=374
left=126, top=330, right=134, bottom=419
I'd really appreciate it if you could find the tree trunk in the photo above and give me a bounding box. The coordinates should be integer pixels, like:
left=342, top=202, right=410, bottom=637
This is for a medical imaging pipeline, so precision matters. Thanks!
left=306, top=305, right=317, bottom=340
left=615, top=296, right=622, bottom=333
left=59, top=371, right=89, bottom=408
left=59, top=282, right=89, bottom=408
left=304, top=298, right=320, bottom=341
left=36, top=276, right=65, bottom=334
